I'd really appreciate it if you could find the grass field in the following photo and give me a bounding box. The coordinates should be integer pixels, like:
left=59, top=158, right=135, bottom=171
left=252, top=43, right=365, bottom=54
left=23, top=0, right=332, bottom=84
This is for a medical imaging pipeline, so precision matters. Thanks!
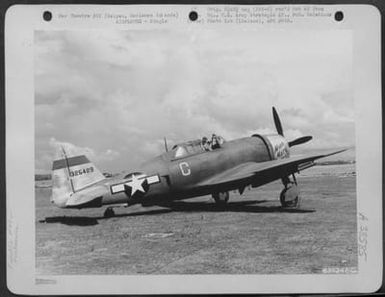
left=35, top=164, right=357, bottom=275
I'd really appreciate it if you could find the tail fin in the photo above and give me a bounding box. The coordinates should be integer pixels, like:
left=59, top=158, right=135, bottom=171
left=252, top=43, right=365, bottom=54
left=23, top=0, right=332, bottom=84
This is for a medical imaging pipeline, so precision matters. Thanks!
left=51, top=148, right=105, bottom=206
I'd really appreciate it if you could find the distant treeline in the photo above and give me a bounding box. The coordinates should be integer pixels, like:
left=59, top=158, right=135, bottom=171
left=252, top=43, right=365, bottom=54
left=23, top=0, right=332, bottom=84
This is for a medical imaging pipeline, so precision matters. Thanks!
left=35, top=174, right=52, bottom=181
left=35, top=172, right=114, bottom=180
left=316, top=160, right=355, bottom=166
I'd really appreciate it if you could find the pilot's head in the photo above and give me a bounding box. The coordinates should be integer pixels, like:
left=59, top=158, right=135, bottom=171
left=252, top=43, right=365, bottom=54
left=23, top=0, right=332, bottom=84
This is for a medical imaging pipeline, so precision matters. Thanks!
left=202, top=137, right=208, bottom=143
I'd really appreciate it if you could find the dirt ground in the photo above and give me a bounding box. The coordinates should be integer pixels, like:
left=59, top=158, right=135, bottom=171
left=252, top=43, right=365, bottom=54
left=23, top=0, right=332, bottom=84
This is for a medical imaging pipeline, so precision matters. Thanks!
left=35, top=165, right=357, bottom=275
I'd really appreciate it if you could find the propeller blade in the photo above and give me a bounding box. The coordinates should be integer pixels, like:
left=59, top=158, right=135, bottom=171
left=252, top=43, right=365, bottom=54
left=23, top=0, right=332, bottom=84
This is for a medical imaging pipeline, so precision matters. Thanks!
left=272, top=107, right=284, bottom=136
left=289, top=136, right=313, bottom=147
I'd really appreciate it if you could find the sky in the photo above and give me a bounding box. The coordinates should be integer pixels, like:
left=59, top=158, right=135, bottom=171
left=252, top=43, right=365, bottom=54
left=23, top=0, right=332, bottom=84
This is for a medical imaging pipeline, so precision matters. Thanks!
left=35, top=29, right=354, bottom=174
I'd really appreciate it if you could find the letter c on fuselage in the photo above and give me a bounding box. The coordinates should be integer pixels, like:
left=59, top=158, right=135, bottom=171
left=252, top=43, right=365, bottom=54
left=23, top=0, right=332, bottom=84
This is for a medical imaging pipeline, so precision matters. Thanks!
left=179, top=162, right=191, bottom=176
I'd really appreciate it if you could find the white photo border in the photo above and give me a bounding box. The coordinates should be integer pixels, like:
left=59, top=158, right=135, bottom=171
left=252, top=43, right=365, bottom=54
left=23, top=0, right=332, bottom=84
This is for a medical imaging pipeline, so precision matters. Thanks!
left=5, top=4, right=382, bottom=294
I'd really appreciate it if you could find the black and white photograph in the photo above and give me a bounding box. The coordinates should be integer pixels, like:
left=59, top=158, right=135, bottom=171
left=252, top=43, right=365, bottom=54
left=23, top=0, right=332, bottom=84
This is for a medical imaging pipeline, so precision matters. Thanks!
left=34, top=27, right=357, bottom=275
left=5, top=4, right=382, bottom=294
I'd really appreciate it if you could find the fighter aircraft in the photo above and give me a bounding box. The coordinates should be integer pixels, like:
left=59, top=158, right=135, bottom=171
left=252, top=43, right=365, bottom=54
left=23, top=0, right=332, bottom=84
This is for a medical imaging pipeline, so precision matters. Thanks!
left=51, top=107, right=346, bottom=217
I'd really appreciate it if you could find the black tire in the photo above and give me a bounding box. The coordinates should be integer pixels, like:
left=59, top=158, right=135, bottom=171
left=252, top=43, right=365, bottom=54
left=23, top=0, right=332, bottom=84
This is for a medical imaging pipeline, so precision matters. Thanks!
left=213, top=191, right=229, bottom=205
left=104, top=208, right=115, bottom=218
left=280, top=184, right=300, bottom=209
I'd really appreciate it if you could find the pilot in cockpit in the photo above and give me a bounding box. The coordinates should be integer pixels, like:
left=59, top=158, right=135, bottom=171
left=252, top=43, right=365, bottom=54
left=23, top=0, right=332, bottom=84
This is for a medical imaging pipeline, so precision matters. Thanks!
left=211, top=134, right=221, bottom=150
left=201, top=136, right=211, bottom=151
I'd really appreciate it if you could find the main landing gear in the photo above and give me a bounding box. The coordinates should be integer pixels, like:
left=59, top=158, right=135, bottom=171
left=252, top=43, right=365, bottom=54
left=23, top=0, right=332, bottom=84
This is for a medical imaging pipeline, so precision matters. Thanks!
left=103, top=207, right=115, bottom=218
left=212, top=191, right=229, bottom=206
left=280, top=174, right=301, bottom=209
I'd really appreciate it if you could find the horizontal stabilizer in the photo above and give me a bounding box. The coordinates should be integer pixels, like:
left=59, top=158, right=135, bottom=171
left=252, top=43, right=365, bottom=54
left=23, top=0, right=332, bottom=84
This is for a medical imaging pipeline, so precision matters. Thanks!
left=66, top=185, right=106, bottom=208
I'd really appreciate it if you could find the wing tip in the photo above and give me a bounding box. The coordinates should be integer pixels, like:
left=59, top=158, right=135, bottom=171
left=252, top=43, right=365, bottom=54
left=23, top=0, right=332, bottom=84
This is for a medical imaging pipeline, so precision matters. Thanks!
left=323, top=147, right=352, bottom=158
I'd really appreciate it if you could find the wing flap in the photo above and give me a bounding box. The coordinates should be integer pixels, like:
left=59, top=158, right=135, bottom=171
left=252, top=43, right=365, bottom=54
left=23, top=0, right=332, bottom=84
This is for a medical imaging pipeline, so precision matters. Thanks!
left=199, top=149, right=348, bottom=187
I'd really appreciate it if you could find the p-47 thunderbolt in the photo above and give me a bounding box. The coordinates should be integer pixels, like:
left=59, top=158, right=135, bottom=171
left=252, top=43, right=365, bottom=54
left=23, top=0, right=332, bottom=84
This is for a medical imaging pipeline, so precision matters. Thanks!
left=51, top=107, right=346, bottom=217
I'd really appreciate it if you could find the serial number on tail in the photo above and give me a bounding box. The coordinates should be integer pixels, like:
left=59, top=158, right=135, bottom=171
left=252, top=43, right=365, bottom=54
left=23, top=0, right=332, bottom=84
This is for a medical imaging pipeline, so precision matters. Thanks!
left=70, top=167, right=94, bottom=177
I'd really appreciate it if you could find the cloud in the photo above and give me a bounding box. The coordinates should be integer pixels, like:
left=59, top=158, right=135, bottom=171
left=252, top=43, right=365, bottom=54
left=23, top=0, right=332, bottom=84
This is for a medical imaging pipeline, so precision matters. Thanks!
left=36, top=138, right=121, bottom=172
left=49, top=138, right=95, bottom=157
left=35, top=29, right=354, bottom=173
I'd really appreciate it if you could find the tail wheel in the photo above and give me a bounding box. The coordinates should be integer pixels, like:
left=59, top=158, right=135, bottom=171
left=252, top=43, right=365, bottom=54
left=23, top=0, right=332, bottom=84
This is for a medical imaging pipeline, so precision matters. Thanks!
left=280, top=183, right=300, bottom=209
left=212, top=191, right=230, bottom=205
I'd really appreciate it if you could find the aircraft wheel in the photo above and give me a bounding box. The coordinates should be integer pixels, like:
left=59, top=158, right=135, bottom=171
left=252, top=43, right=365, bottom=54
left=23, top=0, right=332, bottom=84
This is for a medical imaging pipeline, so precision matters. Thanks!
left=104, top=207, right=115, bottom=218
left=280, top=183, right=300, bottom=209
left=213, top=191, right=229, bottom=205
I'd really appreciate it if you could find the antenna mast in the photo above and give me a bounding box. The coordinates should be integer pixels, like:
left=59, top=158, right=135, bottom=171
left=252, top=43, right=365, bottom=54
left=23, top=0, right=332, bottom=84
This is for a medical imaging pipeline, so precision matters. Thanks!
left=164, top=137, right=168, bottom=152
left=61, top=146, right=75, bottom=193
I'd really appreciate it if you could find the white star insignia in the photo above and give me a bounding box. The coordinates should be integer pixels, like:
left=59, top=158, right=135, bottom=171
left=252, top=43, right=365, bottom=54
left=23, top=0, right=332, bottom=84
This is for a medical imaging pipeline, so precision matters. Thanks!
left=126, top=174, right=145, bottom=196
left=110, top=174, right=160, bottom=195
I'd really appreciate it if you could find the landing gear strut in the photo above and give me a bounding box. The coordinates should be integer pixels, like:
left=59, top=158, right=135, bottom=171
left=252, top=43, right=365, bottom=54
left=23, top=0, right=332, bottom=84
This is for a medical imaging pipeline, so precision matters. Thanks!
left=280, top=174, right=300, bottom=209
left=212, top=191, right=229, bottom=206
left=104, top=207, right=115, bottom=218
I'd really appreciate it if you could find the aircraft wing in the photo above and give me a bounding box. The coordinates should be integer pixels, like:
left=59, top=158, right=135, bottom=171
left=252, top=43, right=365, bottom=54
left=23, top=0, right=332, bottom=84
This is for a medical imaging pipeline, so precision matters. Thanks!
left=198, top=149, right=348, bottom=188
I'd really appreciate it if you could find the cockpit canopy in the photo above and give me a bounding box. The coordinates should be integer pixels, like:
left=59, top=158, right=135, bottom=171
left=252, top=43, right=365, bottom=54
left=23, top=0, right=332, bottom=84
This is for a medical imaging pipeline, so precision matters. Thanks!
left=171, top=135, right=226, bottom=159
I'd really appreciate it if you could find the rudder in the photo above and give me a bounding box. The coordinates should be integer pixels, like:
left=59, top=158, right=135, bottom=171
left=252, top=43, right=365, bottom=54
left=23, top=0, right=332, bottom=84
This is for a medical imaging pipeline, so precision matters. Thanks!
left=51, top=148, right=105, bottom=207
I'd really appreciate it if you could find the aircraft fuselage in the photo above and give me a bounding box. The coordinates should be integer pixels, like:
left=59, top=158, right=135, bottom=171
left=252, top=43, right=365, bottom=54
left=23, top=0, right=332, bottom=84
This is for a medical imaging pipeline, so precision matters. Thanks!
left=92, top=134, right=288, bottom=208
left=50, top=107, right=340, bottom=213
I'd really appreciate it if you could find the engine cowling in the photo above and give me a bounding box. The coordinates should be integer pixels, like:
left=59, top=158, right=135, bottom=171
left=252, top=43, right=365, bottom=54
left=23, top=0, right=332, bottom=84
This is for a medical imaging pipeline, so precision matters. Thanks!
left=265, top=134, right=290, bottom=160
